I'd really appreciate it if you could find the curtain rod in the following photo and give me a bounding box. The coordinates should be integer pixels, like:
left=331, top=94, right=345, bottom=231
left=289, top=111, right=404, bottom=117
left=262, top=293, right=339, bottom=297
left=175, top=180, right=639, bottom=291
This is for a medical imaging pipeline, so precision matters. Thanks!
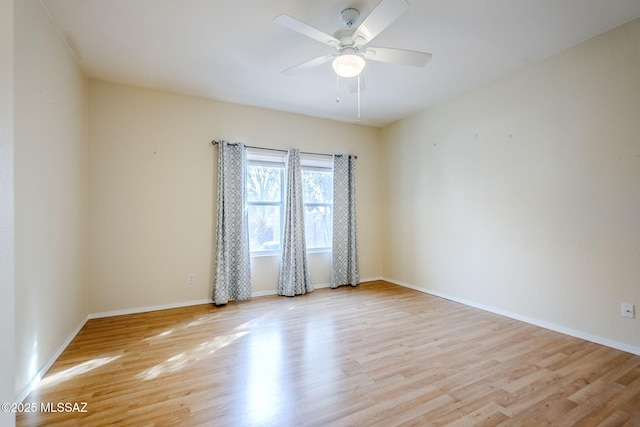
left=211, top=140, right=357, bottom=159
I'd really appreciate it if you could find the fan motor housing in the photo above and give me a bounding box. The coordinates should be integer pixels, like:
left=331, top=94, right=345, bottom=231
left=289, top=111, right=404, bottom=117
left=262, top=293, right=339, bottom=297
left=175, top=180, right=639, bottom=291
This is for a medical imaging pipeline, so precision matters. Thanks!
left=333, top=28, right=357, bottom=48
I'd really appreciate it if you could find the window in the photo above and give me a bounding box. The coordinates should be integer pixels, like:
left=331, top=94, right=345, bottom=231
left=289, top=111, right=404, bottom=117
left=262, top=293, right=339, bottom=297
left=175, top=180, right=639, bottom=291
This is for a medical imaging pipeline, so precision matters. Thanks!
left=246, top=152, right=333, bottom=255
left=301, top=168, right=332, bottom=250
left=246, top=161, right=284, bottom=253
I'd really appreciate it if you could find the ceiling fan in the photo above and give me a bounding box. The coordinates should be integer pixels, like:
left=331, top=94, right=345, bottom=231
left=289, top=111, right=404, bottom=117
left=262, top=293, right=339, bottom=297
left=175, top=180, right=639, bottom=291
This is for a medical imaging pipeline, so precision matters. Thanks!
left=274, top=0, right=432, bottom=88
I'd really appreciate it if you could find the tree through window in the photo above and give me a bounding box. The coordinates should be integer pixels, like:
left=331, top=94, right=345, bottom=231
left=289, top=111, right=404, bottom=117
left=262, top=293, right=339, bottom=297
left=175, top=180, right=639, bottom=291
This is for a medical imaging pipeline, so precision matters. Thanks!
left=246, top=163, right=283, bottom=252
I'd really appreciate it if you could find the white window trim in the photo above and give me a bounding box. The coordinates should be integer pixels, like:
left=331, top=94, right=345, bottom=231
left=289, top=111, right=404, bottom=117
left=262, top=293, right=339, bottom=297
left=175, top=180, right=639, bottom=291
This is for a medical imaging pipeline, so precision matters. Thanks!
left=246, top=150, right=333, bottom=256
left=301, top=163, right=333, bottom=253
left=246, top=157, right=284, bottom=256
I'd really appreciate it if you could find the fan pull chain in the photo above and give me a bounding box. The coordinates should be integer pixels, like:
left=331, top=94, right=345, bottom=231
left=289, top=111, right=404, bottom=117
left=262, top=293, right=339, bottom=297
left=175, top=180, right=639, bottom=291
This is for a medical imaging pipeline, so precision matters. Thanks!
left=357, top=75, right=361, bottom=121
left=336, top=74, right=340, bottom=103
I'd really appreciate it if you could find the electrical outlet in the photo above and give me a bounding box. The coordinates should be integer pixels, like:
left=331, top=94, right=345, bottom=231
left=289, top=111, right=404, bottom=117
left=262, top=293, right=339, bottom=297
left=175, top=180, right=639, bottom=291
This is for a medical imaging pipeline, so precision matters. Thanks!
left=621, top=303, right=635, bottom=319
left=187, top=274, right=196, bottom=284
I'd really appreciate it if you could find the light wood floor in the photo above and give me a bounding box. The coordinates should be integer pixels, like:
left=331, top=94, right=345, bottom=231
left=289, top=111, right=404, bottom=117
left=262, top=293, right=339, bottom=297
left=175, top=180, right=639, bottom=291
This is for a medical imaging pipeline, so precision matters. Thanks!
left=17, top=281, right=640, bottom=426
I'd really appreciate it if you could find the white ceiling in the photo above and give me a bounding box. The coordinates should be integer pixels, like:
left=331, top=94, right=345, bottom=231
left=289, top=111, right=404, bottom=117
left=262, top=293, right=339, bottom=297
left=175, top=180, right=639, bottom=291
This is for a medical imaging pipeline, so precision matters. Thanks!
left=41, top=0, right=640, bottom=127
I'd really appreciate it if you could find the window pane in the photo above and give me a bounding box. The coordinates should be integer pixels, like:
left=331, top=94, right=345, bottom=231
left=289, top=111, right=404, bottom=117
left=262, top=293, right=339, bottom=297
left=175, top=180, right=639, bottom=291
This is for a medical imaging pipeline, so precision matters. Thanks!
left=246, top=165, right=282, bottom=202
left=248, top=205, right=281, bottom=252
left=301, top=170, right=333, bottom=203
left=304, top=205, right=332, bottom=249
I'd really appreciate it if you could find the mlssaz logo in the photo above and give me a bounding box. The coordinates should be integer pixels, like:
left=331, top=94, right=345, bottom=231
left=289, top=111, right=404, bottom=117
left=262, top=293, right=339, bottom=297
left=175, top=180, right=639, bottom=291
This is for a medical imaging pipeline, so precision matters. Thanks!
left=41, top=402, right=88, bottom=413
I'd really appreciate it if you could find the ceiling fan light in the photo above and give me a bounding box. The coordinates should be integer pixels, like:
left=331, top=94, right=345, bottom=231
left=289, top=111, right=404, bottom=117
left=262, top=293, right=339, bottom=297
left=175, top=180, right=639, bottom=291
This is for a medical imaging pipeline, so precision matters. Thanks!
left=332, top=53, right=365, bottom=78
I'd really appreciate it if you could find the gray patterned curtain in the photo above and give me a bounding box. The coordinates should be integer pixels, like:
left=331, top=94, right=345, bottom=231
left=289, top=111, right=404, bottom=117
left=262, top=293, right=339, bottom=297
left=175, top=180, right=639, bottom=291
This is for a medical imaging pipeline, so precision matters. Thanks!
left=331, top=154, right=359, bottom=288
left=278, top=149, right=313, bottom=296
left=212, top=141, right=252, bottom=305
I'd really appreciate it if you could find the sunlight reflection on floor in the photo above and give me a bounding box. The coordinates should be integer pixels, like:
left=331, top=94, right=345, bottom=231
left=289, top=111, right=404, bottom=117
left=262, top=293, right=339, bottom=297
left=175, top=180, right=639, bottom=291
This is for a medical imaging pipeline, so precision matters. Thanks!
left=142, top=329, right=174, bottom=342
left=36, top=312, right=268, bottom=390
left=136, top=312, right=272, bottom=381
left=185, top=314, right=221, bottom=328
left=37, top=355, right=122, bottom=389
left=245, top=323, right=283, bottom=425
left=137, top=331, right=252, bottom=380
left=137, top=352, right=187, bottom=380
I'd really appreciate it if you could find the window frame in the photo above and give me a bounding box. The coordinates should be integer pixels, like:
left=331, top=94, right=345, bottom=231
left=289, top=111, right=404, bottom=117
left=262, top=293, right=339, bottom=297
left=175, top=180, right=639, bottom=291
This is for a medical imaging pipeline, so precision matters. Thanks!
left=246, top=159, right=285, bottom=256
left=300, top=165, right=333, bottom=253
left=245, top=151, right=333, bottom=256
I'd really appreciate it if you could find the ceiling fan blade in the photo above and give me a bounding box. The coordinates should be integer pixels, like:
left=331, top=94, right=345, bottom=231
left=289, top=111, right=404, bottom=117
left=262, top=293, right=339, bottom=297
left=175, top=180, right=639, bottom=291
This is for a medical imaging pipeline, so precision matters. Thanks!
left=282, top=54, right=336, bottom=75
left=347, top=74, right=366, bottom=94
left=364, top=47, right=432, bottom=67
left=274, top=15, right=341, bottom=48
left=352, top=0, right=409, bottom=47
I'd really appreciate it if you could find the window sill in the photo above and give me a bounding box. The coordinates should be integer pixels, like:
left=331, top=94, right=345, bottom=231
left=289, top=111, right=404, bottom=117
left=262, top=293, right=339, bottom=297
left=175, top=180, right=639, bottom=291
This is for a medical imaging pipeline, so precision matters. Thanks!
left=250, top=248, right=331, bottom=258
left=250, top=251, right=280, bottom=258
left=307, top=248, right=331, bottom=254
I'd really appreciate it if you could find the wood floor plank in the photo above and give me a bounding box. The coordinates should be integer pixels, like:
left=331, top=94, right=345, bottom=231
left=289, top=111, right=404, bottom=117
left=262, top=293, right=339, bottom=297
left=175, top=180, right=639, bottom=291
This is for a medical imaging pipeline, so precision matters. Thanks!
left=16, top=280, right=640, bottom=426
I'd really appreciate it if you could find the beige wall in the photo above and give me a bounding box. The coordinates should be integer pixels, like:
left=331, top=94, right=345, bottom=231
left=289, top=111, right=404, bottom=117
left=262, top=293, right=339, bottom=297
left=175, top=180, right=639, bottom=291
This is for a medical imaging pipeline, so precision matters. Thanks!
left=14, top=0, right=89, bottom=396
left=382, top=18, right=640, bottom=352
left=88, top=80, right=383, bottom=314
left=1, top=0, right=15, bottom=422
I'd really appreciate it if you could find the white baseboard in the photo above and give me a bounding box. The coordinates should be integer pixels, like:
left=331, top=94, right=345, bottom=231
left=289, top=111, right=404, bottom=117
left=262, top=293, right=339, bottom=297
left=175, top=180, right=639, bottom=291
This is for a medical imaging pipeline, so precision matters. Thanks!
left=15, top=315, right=89, bottom=404
left=383, top=277, right=640, bottom=356
left=88, top=298, right=212, bottom=319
